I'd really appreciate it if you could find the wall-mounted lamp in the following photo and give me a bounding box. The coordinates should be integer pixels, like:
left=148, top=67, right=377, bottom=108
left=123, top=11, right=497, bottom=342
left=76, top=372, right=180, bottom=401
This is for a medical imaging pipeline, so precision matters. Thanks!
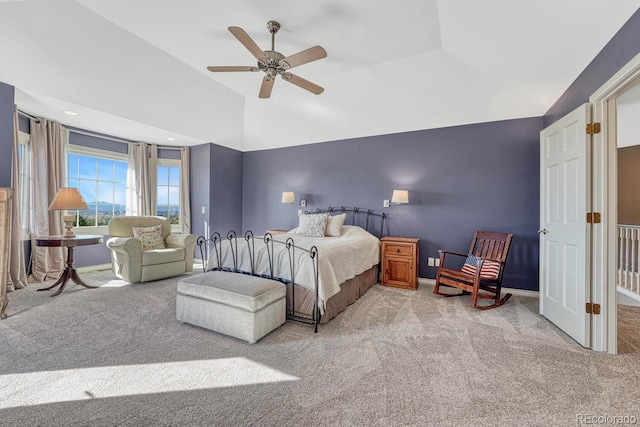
left=384, top=189, right=409, bottom=208
left=282, top=191, right=306, bottom=207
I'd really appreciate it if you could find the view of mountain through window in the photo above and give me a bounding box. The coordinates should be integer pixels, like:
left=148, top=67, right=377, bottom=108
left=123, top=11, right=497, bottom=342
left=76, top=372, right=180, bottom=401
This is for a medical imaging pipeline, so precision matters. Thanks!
left=157, top=165, right=180, bottom=225
left=66, top=153, right=180, bottom=228
left=68, top=153, right=127, bottom=227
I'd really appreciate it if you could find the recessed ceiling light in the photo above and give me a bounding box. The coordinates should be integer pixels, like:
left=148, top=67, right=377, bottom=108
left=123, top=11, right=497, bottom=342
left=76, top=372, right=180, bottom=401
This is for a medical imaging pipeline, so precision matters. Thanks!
left=167, top=137, right=175, bottom=141
left=63, top=110, right=78, bottom=116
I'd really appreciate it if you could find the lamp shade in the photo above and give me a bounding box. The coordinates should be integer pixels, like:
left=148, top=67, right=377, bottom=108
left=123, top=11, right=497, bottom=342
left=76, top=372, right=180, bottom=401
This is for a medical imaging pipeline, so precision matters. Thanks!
left=391, top=189, right=409, bottom=205
left=48, top=187, right=88, bottom=211
left=281, top=192, right=295, bottom=204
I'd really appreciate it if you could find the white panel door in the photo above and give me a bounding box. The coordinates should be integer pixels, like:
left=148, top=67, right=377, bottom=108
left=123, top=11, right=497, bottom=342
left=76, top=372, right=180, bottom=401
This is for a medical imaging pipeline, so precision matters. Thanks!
left=540, top=103, right=590, bottom=347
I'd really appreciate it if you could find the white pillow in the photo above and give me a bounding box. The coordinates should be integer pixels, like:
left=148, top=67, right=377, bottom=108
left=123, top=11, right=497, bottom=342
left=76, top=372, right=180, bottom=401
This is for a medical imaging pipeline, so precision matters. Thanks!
left=296, top=213, right=328, bottom=237
left=296, top=212, right=307, bottom=234
left=131, top=224, right=166, bottom=251
left=325, top=213, right=347, bottom=237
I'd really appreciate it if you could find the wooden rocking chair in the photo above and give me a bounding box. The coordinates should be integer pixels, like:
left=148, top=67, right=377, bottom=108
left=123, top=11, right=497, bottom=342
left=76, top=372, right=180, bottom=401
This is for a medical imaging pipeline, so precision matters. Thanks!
left=433, top=231, right=513, bottom=310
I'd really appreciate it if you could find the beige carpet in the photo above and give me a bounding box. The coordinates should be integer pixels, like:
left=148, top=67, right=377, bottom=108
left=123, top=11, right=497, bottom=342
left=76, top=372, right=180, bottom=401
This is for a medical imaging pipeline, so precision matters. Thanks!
left=618, top=303, right=640, bottom=355
left=1, top=270, right=639, bottom=427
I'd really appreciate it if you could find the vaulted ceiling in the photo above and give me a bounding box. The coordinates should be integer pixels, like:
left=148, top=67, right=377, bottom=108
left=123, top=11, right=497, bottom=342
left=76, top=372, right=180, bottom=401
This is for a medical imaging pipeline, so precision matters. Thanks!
left=1, top=1, right=639, bottom=151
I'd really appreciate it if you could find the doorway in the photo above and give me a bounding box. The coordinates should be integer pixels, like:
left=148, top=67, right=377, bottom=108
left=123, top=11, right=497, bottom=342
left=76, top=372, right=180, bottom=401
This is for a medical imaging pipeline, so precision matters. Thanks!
left=590, top=51, right=640, bottom=354
left=615, top=84, right=640, bottom=354
left=539, top=52, right=640, bottom=354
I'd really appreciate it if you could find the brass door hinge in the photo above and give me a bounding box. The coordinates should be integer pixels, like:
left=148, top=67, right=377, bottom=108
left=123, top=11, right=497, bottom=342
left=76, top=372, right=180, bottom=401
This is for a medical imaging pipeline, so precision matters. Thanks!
left=586, top=212, right=601, bottom=224
left=586, top=302, right=601, bottom=315
left=586, top=122, right=601, bottom=134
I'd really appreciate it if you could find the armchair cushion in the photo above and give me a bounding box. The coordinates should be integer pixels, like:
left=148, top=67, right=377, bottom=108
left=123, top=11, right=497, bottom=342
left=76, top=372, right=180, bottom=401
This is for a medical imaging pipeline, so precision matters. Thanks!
left=143, top=248, right=185, bottom=266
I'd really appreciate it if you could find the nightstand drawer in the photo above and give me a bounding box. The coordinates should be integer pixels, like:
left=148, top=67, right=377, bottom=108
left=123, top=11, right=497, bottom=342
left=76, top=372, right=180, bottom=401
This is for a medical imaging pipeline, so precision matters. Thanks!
left=383, top=243, right=414, bottom=257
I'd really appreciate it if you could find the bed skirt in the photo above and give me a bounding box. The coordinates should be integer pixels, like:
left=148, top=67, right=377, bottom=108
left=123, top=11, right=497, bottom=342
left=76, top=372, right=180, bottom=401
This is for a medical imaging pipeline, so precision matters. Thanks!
left=286, top=265, right=379, bottom=324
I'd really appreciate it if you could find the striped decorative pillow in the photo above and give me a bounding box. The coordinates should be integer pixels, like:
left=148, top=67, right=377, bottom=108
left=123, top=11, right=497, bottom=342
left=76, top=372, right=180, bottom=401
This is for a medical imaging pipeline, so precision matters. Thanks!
left=460, top=255, right=501, bottom=279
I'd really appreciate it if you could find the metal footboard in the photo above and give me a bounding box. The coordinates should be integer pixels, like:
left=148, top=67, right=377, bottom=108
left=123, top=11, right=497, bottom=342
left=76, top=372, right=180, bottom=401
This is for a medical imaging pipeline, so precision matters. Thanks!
left=197, top=230, right=321, bottom=332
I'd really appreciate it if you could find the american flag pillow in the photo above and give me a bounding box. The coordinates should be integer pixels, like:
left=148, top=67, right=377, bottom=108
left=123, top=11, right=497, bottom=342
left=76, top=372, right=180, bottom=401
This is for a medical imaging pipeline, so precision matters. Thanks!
left=461, top=255, right=501, bottom=279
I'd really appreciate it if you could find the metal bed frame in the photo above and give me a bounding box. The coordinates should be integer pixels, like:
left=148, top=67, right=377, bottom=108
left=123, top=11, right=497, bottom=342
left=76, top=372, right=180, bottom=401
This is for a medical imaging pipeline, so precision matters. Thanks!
left=196, top=207, right=388, bottom=332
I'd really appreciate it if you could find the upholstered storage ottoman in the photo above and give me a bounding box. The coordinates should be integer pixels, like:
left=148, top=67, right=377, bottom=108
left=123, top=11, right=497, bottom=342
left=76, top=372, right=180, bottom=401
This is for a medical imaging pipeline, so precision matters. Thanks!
left=176, top=271, right=286, bottom=344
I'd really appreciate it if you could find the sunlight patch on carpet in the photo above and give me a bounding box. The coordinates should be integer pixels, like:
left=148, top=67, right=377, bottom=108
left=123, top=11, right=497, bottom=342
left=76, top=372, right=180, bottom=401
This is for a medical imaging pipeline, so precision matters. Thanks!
left=0, top=358, right=299, bottom=409
left=99, top=279, right=132, bottom=288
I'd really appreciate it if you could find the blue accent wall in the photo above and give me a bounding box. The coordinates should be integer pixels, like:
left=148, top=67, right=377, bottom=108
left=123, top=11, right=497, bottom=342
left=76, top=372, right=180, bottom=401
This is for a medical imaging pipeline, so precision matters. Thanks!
left=68, top=130, right=129, bottom=153
left=0, top=82, right=14, bottom=187
left=190, top=143, right=243, bottom=243
left=18, top=113, right=29, bottom=133
left=242, top=118, right=543, bottom=291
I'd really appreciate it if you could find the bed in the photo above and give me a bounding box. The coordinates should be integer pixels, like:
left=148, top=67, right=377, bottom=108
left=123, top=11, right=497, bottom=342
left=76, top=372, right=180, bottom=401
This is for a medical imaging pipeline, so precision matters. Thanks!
left=197, top=207, right=387, bottom=330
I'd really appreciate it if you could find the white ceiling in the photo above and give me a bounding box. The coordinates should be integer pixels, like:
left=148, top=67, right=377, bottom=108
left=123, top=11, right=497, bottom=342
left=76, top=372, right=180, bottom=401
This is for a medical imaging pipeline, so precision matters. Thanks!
left=1, top=0, right=638, bottom=151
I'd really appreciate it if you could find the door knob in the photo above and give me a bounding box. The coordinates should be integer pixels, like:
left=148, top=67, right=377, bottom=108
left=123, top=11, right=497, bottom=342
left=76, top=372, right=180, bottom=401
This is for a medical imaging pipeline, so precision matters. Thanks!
left=538, top=229, right=548, bottom=235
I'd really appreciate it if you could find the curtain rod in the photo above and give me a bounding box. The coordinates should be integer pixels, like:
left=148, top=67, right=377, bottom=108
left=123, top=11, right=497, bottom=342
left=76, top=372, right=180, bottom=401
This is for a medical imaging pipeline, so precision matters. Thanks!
left=17, top=108, right=41, bottom=123
left=17, top=111, right=185, bottom=149
left=68, top=128, right=134, bottom=145
left=69, top=129, right=184, bottom=150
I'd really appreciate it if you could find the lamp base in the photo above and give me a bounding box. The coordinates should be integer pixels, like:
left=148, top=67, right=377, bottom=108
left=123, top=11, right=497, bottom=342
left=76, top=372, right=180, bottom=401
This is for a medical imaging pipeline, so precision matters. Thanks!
left=62, top=213, right=76, bottom=238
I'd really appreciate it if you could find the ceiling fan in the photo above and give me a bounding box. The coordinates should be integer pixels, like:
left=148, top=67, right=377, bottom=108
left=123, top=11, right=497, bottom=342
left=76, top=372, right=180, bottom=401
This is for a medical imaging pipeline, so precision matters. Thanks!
left=207, top=20, right=327, bottom=99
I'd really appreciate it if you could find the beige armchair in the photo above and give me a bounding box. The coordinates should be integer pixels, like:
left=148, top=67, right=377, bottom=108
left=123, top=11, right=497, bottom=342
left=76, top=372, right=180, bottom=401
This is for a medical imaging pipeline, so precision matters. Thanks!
left=106, top=216, right=196, bottom=283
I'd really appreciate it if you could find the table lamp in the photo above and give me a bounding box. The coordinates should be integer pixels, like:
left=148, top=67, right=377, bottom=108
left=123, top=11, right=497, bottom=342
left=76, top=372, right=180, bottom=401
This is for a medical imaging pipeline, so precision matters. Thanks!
left=48, top=187, right=88, bottom=238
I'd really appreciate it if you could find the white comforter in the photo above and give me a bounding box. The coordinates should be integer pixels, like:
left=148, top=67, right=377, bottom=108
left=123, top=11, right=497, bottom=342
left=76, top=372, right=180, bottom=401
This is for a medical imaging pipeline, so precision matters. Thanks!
left=205, top=226, right=381, bottom=312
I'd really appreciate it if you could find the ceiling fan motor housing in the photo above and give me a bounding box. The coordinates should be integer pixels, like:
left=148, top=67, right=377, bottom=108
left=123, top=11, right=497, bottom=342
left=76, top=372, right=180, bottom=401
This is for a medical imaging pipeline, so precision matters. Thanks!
left=259, top=50, right=289, bottom=78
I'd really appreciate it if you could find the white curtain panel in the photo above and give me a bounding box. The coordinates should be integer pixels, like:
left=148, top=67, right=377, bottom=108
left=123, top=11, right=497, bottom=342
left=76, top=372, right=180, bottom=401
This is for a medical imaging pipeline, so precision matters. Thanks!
left=180, top=147, right=191, bottom=234
left=29, top=119, right=66, bottom=282
left=127, top=142, right=157, bottom=216
left=8, top=106, right=28, bottom=290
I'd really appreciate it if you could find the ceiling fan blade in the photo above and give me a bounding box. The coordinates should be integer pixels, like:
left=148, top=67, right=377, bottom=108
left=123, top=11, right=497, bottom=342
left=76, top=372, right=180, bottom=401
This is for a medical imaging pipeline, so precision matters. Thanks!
left=259, top=76, right=275, bottom=99
left=228, top=26, right=267, bottom=61
left=207, top=66, right=259, bottom=72
left=280, top=46, right=327, bottom=69
left=281, top=73, right=324, bottom=95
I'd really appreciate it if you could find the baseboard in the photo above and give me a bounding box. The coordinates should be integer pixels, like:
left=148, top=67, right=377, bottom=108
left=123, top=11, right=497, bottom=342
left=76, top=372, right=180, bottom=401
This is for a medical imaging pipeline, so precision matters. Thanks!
left=76, top=263, right=112, bottom=274
left=76, top=261, right=206, bottom=275
left=418, top=277, right=539, bottom=298
left=617, top=287, right=640, bottom=306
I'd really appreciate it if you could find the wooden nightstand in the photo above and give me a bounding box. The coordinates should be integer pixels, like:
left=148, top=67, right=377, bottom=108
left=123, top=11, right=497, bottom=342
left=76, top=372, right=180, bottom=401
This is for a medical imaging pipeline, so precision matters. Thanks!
left=381, top=237, right=419, bottom=290
left=266, top=229, right=289, bottom=235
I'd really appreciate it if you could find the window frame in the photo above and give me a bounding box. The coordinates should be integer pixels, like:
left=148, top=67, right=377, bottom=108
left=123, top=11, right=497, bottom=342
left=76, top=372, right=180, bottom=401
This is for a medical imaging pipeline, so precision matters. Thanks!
left=156, top=157, right=182, bottom=233
left=17, top=131, right=31, bottom=241
left=67, top=144, right=129, bottom=236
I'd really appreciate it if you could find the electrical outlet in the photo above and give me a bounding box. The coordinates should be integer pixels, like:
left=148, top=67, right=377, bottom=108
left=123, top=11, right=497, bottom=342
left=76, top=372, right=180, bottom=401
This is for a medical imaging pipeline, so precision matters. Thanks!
left=428, top=257, right=434, bottom=267
left=435, top=258, right=440, bottom=267
left=201, top=206, right=206, bottom=214
left=383, top=200, right=390, bottom=208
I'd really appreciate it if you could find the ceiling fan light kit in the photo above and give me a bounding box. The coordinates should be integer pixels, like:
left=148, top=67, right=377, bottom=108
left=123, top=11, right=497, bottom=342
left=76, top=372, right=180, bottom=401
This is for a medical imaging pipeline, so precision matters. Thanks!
left=208, top=20, right=327, bottom=99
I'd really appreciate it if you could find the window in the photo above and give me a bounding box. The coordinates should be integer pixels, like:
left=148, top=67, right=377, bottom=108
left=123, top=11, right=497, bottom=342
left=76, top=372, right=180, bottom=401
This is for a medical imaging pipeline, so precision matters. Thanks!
left=18, top=131, right=31, bottom=239
left=67, top=145, right=128, bottom=231
left=156, top=159, right=181, bottom=229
